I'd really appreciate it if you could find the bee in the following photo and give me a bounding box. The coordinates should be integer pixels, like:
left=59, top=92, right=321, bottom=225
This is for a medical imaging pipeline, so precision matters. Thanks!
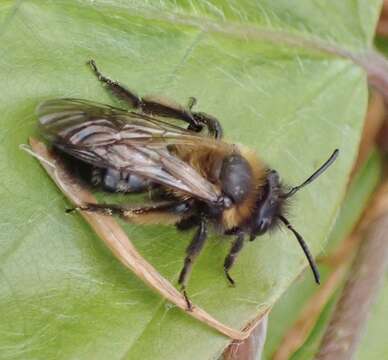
left=38, top=60, right=339, bottom=309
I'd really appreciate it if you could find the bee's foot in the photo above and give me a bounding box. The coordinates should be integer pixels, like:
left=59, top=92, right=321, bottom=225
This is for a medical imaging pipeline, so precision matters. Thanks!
left=224, top=269, right=236, bottom=287
left=181, top=288, right=193, bottom=311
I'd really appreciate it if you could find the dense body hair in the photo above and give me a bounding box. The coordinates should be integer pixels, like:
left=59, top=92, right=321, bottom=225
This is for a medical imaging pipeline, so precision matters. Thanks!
left=171, top=144, right=268, bottom=231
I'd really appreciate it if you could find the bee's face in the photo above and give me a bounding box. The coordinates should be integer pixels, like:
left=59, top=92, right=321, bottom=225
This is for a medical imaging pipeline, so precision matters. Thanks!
left=250, top=170, right=283, bottom=241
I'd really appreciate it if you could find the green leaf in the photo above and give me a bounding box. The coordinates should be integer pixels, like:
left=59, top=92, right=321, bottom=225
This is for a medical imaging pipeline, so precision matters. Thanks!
left=0, top=1, right=381, bottom=359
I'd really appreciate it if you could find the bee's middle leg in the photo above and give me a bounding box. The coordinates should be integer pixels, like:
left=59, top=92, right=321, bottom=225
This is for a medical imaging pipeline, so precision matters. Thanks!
left=67, top=201, right=191, bottom=221
left=175, top=215, right=200, bottom=231
left=178, top=216, right=208, bottom=310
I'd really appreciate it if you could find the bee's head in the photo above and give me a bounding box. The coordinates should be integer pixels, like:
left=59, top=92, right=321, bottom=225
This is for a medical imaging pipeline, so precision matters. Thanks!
left=249, top=149, right=339, bottom=285
left=250, top=170, right=283, bottom=239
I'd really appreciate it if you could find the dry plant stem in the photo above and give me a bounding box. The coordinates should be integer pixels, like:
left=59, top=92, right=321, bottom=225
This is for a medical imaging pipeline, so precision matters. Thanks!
left=29, top=137, right=264, bottom=341
left=223, top=315, right=268, bottom=360
left=314, top=214, right=388, bottom=360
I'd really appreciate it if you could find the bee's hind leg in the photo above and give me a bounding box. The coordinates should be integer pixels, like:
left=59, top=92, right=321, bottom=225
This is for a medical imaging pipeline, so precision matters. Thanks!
left=192, top=112, right=223, bottom=139
left=183, top=94, right=224, bottom=139
left=178, top=216, right=208, bottom=311
left=87, top=59, right=222, bottom=137
left=87, top=59, right=202, bottom=131
left=186, top=97, right=197, bottom=111
left=88, top=59, right=143, bottom=109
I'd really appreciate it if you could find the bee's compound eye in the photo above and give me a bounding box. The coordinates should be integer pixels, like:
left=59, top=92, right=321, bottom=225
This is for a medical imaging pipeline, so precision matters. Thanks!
left=250, top=217, right=272, bottom=240
left=258, top=219, right=270, bottom=232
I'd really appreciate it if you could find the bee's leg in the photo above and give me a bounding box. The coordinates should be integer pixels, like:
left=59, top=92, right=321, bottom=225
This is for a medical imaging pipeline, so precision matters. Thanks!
left=180, top=92, right=223, bottom=139
left=139, top=95, right=202, bottom=130
left=67, top=202, right=132, bottom=216
left=88, top=60, right=221, bottom=137
left=178, top=216, right=208, bottom=311
left=192, top=112, right=223, bottom=139
left=180, top=94, right=223, bottom=138
left=87, top=59, right=202, bottom=130
left=67, top=201, right=191, bottom=221
left=175, top=215, right=200, bottom=231
left=186, top=97, right=197, bottom=110
left=88, top=59, right=142, bottom=109
left=223, top=232, right=245, bottom=286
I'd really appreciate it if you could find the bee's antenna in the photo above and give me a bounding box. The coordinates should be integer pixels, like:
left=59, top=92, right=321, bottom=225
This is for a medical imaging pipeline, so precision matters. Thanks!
left=282, top=149, right=339, bottom=199
left=278, top=215, right=320, bottom=284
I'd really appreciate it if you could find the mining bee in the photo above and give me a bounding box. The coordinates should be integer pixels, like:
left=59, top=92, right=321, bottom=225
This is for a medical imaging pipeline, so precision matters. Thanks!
left=37, top=60, right=338, bottom=309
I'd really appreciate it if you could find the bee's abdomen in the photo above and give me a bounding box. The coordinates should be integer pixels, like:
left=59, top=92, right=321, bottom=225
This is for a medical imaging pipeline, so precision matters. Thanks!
left=54, top=146, right=150, bottom=193
left=100, top=168, right=150, bottom=193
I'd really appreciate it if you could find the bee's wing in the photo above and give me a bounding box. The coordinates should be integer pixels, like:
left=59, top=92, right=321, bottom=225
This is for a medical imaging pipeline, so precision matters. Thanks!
left=38, top=98, right=225, bottom=204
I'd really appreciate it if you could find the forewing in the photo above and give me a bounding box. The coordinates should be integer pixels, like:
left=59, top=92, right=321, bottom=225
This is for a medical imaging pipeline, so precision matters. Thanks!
left=38, top=98, right=220, bottom=147
left=37, top=98, right=222, bottom=203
